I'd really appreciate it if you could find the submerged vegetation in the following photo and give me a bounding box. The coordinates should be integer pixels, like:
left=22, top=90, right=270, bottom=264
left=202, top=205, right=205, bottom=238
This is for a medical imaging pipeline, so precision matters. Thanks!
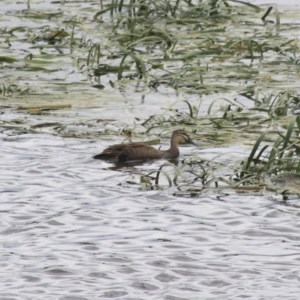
left=86, top=0, right=300, bottom=194
left=1, top=0, right=300, bottom=195
left=86, top=0, right=300, bottom=96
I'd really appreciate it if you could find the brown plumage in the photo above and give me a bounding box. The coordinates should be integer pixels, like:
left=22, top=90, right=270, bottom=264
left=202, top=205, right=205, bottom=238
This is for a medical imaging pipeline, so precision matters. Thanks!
left=93, top=130, right=196, bottom=162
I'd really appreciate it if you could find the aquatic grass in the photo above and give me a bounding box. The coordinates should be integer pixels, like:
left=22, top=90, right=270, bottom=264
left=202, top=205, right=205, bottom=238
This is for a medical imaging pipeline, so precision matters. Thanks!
left=154, top=164, right=173, bottom=187
left=18, top=104, right=72, bottom=114
left=4, top=0, right=299, bottom=100
left=125, top=28, right=176, bottom=55
left=238, top=116, right=300, bottom=188
left=0, top=56, right=19, bottom=63
left=137, top=164, right=174, bottom=190
left=22, top=10, right=63, bottom=20
left=118, top=48, right=148, bottom=80
left=3, top=0, right=300, bottom=195
left=76, top=0, right=300, bottom=100
left=82, top=0, right=273, bottom=91
left=0, top=82, right=30, bottom=97
left=149, top=155, right=246, bottom=194
left=242, top=133, right=266, bottom=173
left=135, top=112, right=300, bottom=194
left=165, top=99, right=200, bottom=119
left=86, top=43, right=101, bottom=67
left=226, top=0, right=261, bottom=11
left=248, top=90, right=300, bottom=117
left=150, top=127, right=300, bottom=194
left=105, top=0, right=194, bottom=19
left=207, top=97, right=244, bottom=116
left=134, top=95, right=275, bottom=148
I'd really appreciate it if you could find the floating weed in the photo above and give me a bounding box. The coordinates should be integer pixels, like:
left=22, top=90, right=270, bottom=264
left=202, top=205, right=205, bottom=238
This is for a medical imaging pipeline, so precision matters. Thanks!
left=80, top=0, right=297, bottom=94
left=0, top=56, right=19, bottom=63
left=51, top=0, right=297, bottom=110
left=17, top=104, right=72, bottom=114
left=0, top=82, right=30, bottom=97
left=249, top=90, right=300, bottom=117
left=2, top=0, right=299, bottom=100
left=2, top=1, right=300, bottom=196
left=21, top=10, right=63, bottom=20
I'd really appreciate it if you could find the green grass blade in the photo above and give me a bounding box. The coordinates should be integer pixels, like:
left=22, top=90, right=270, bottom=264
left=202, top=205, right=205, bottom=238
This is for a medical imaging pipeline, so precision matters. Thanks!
left=279, top=117, right=296, bottom=157
left=243, top=133, right=265, bottom=171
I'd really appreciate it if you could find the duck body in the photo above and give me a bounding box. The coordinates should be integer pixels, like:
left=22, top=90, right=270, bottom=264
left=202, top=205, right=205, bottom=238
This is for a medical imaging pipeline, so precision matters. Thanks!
left=93, top=130, right=195, bottom=162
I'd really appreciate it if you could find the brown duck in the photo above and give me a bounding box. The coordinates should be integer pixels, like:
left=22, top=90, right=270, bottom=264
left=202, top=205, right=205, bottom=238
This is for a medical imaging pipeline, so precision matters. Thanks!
left=93, top=130, right=196, bottom=162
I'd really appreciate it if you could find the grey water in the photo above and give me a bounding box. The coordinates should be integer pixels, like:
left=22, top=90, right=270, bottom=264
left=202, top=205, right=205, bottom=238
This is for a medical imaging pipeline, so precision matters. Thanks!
left=2, top=133, right=300, bottom=300
left=1, top=0, right=300, bottom=299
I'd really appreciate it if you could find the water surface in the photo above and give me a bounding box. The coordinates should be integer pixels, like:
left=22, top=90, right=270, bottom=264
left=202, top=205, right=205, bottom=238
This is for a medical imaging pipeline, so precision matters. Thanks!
left=1, top=1, right=300, bottom=299
left=1, top=132, right=300, bottom=300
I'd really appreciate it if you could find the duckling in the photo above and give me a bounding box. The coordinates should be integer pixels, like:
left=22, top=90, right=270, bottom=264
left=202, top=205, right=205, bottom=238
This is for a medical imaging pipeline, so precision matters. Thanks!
left=93, top=130, right=196, bottom=162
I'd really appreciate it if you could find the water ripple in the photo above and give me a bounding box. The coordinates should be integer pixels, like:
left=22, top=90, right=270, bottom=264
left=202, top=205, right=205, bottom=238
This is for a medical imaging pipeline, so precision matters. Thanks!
left=1, top=134, right=300, bottom=300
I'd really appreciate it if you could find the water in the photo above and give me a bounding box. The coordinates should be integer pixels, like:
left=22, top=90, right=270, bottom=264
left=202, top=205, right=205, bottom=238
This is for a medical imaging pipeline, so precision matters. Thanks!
left=1, top=0, right=300, bottom=299
left=1, top=132, right=300, bottom=299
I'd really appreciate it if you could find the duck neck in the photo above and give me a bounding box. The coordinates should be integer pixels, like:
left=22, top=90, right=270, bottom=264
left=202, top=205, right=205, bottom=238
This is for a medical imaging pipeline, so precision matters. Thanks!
left=166, top=139, right=179, bottom=158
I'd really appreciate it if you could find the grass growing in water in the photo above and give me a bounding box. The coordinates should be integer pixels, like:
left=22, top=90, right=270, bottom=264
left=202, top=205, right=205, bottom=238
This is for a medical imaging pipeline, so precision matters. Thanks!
left=82, top=0, right=300, bottom=97
left=2, top=1, right=300, bottom=195
left=242, top=116, right=300, bottom=180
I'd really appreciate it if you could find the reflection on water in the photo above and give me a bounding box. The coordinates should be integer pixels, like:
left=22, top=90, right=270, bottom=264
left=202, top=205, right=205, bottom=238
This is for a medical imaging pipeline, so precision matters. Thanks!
left=1, top=133, right=300, bottom=300
left=101, top=158, right=180, bottom=171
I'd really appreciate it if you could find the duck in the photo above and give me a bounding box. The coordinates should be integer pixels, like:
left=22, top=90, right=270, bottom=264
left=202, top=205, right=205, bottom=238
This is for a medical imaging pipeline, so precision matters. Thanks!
left=93, top=129, right=196, bottom=162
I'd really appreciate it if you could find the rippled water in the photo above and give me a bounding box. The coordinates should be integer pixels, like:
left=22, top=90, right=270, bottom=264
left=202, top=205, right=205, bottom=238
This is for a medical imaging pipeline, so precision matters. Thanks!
left=1, top=132, right=300, bottom=300
left=1, top=0, right=300, bottom=299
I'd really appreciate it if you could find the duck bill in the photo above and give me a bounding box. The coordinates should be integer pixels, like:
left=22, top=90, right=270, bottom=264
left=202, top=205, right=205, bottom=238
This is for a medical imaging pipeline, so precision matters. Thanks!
left=188, top=139, right=198, bottom=146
